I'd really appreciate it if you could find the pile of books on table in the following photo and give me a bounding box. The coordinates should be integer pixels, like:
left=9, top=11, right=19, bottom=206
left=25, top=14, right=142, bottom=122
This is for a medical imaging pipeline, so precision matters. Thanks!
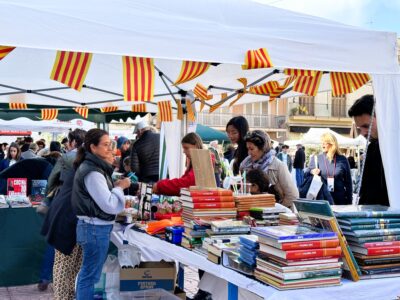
left=234, top=193, right=275, bottom=219
left=279, top=212, right=300, bottom=226
left=6, top=195, right=32, bottom=208
left=238, top=235, right=259, bottom=270
left=252, top=225, right=342, bottom=290
left=181, top=219, right=211, bottom=250
left=333, top=205, right=400, bottom=278
left=249, top=204, right=287, bottom=226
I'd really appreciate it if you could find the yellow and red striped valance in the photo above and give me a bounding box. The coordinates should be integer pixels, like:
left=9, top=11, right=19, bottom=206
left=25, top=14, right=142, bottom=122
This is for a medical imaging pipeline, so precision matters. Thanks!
left=50, top=51, right=93, bottom=91
left=9, top=102, right=27, bottom=110
left=242, top=48, right=273, bottom=70
left=284, top=69, right=315, bottom=77
left=269, top=76, right=296, bottom=99
left=100, top=106, right=119, bottom=113
left=74, top=106, right=89, bottom=119
left=0, top=46, right=15, bottom=61
left=123, top=56, right=154, bottom=102
left=293, top=71, right=323, bottom=96
left=250, top=81, right=279, bottom=95
left=131, top=103, right=147, bottom=112
left=176, top=100, right=184, bottom=121
left=330, top=72, right=352, bottom=97
left=347, top=73, right=370, bottom=90
left=193, top=83, right=213, bottom=101
left=174, top=61, right=210, bottom=85
left=186, top=99, right=196, bottom=122
left=41, top=109, right=58, bottom=120
left=157, top=100, right=173, bottom=122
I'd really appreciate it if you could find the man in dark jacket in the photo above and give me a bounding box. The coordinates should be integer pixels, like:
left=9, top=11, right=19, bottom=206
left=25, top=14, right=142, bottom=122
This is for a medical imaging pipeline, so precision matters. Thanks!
left=348, top=94, right=389, bottom=206
left=293, top=143, right=305, bottom=188
left=130, top=121, right=160, bottom=183
left=277, top=144, right=293, bottom=173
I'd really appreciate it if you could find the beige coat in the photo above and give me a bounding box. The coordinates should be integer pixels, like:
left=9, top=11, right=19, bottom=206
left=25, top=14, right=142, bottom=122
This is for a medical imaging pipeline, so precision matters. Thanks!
left=264, top=157, right=299, bottom=209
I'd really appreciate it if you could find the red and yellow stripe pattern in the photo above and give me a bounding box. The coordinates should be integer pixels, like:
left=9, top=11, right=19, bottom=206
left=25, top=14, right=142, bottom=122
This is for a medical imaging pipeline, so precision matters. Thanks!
left=193, top=83, right=213, bottom=100
left=186, top=99, right=196, bottom=122
left=131, top=103, right=147, bottom=112
left=100, top=106, right=119, bottom=113
left=50, top=51, right=93, bottom=91
left=41, top=109, right=58, bottom=120
left=74, top=106, right=89, bottom=119
left=330, top=72, right=352, bottom=96
left=284, top=69, right=315, bottom=77
left=0, top=46, right=15, bottom=61
left=250, top=81, right=279, bottom=95
left=123, top=56, right=154, bottom=101
left=242, top=48, right=273, bottom=70
left=9, top=102, right=27, bottom=110
left=269, top=76, right=296, bottom=99
left=293, top=71, right=323, bottom=96
left=174, top=61, right=210, bottom=85
left=176, top=100, right=184, bottom=120
left=157, top=100, right=173, bottom=122
left=347, top=73, right=371, bottom=91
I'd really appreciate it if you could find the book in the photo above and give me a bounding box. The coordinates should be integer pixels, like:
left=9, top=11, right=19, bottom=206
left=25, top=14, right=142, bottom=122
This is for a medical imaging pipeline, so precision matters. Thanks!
left=258, top=236, right=340, bottom=250
left=350, top=245, right=400, bottom=256
left=207, top=251, right=221, bottom=264
left=332, top=205, right=400, bottom=219
left=345, top=235, right=400, bottom=244
left=180, top=188, right=232, bottom=197
left=343, top=228, right=400, bottom=238
left=256, top=258, right=342, bottom=273
left=0, top=195, right=9, bottom=208
left=363, top=241, right=400, bottom=248
left=263, top=253, right=340, bottom=266
left=30, top=179, right=47, bottom=202
left=340, top=223, right=400, bottom=231
left=181, top=195, right=235, bottom=203
left=259, top=244, right=342, bottom=260
left=338, top=218, right=400, bottom=226
left=7, top=178, right=27, bottom=196
left=251, top=225, right=337, bottom=242
left=182, top=202, right=235, bottom=209
left=257, top=265, right=342, bottom=281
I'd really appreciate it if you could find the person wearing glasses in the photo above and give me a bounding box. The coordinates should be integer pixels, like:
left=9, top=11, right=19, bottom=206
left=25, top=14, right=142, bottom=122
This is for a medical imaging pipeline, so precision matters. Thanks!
left=348, top=94, right=389, bottom=206
left=239, top=130, right=298, bottom=209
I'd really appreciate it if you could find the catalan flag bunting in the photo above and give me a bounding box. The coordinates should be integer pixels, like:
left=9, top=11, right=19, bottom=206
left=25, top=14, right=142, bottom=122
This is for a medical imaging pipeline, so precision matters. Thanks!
left=0, top=46, right=15, bottom=61
left=269, top=76, right=296, bottom=99
left=242, top=48, right=273, bottom=70
left=193, top=83, right=213, bottom=101
left=157, top=100, right=173, bottom=122
left=123, top=56, right=154, bottom=101
left=199, top=99, right=206, bottom=112
left=50, top=51, right=93, bottom=91
left=41, top=109, right=58, bottom=120
left=174, top=61, right=210, bottom=85
left=176, top=100, right=184, bottom=120
left=131, top=103, right=147, bottom=112
left=347, top=73, right=371, bottom=91
left=330, top=72, right=353, bottom=96
left=283, top=69, right=315, bottom=77
left=186, top=99, right=196, bottom=122
left=250, top=81, right=279, bottom=95
left=209, top=102, right=224, bottom=114
left=9, top=102, right=27, bottom=110
left=100, top=106, right=119, bottom=113
left=293, top=71, right=323, bottom=96
left=229, top=78, right=248, bottom=107
left=74, top=106, right=89, bottom=119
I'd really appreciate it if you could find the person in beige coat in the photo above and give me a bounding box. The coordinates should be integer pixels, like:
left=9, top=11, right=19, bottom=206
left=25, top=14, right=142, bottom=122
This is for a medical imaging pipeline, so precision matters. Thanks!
left=239, top=130, right=298, bottom=209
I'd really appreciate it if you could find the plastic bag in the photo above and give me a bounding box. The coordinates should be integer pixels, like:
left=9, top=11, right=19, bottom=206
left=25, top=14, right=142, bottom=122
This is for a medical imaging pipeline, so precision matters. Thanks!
left=94, top=255, right=120, bottom=299
left=118, top=242, right=141, bottom=268
left=306, top=175, right=323, bottom=200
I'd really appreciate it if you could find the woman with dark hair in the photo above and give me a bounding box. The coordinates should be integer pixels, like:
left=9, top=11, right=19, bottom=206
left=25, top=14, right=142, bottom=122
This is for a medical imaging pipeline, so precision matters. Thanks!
left=240, top=130, right=298, bottom=208
left=71, top=129, right=131, bottom=299
left=0, top=142, right=22, bottom=171
left=226, top=116, right=249, bottom=175
left=153, top=132, right=204, bottom=196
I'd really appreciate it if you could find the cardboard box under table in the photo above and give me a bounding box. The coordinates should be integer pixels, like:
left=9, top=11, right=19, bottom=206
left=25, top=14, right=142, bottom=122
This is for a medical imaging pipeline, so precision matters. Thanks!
left=120, top=261, right=176, bottom=292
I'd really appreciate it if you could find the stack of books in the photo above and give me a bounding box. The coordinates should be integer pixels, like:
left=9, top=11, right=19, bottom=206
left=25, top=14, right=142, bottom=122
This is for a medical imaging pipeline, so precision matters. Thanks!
left=234, top=194, right=275, bottom=219
left=279, top=212, right=300, bottom=226
left=180, top=188, right=237, bottom=221
left=333, top=205, right=400, bottom=278
left=181, top=219, right=211, bottom=250
left=252, top=225, right=342, bottom=290
left=206, top=241, right=238, bottom=264
left=6, top=195, right=32, bottom=208
left=250, top=204, right=287, bottom=226
left=238, top=235, right=259, bottom=270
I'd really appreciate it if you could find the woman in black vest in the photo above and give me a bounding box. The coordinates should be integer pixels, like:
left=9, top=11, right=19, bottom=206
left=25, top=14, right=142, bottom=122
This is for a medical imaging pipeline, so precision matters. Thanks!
left=72, top=129, right=131, bottom=300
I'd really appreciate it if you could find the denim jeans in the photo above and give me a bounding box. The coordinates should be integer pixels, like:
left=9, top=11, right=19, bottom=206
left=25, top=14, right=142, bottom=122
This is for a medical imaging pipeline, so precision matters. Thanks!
left=39, top=244, right=55, bottom=282
left=76, top=220, right=113, bottom=300
left=295, top=168, right=304, bottom=188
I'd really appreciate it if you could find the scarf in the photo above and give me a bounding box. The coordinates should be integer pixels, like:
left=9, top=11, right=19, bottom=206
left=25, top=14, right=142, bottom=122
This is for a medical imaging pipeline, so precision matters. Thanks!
left=240, top=149, right=274, bottom=172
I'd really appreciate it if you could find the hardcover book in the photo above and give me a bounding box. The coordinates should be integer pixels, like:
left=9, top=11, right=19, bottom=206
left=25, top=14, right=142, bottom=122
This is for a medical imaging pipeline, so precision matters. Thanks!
left=7, top=178, right=27, bottom=196
left=332, top=205, right=400, bottom=219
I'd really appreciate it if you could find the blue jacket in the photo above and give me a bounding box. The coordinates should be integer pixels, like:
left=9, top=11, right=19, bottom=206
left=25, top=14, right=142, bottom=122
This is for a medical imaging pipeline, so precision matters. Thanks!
left=308, top=153, right=352, bottom=205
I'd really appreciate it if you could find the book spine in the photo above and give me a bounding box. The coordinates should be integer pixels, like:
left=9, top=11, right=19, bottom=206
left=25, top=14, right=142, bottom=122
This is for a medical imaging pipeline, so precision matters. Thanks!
left=354, top=229, right=400, bottom=238
left=190, top=190, right=233, bottom=197
left=363, top=241, right=400, bottom=248
left=282, top=269, right=342, bottom=280
left=278, top=232, right=337, bottom=241
left=281, top=239, right=340, bottom=250
left=366, top=246, right=400, bottom=256
left=336, top=212, right=400, bottom=218
left=285, top=247, right=342, bottom=260
left=192, top=196, right=234, bottom=203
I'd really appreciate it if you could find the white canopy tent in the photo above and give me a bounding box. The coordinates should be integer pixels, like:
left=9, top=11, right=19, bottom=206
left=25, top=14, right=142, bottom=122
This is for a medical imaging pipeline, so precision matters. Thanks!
left=0, top=0, right=399, bottom=206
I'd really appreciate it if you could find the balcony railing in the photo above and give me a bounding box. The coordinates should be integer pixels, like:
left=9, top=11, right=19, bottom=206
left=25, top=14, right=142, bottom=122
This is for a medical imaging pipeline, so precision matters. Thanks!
left=197, top=113, right=287, bottom=129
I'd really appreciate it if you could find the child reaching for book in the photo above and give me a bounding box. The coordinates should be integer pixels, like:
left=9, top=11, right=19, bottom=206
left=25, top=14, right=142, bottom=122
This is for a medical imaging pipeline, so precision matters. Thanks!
left=246, top=169, right=281, bottom=203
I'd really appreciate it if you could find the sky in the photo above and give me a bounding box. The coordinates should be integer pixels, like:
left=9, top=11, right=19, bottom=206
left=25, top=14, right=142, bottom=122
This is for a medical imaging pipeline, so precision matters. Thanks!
left=256, top=0, right=400, bottom=34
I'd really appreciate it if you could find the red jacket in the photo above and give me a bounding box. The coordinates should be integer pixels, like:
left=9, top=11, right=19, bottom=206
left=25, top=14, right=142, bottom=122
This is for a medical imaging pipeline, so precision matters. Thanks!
left=156, top=168, right=195, bottom=196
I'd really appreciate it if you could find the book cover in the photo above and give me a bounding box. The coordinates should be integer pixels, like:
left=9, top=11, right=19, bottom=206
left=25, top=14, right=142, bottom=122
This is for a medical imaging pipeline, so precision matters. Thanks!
left=251, top=225, right=337, bottom=242
left=31, top=179, right=47, bottom=202
left=7, top=178, right=27, bottom=196
left=185, top=202, right=236, bottom=209
left=346, top=235, right=400, bottom=244
left=340, top=223, right=400, bottom=231
left=257, top=265, right=342, bottom=281
left=363, top=241, right=400, bottom=248
left=181, top=188, right=232, bottom=197
left=338, top=218, right=400, bottom=226
left=343, top=228, right=400, bottom=238
left=259, top=236, right=340, bottom=250
left=260, top=244, right=342, bottom=260
left=332, top=205, right=400, bottom=219
left=350, top=245, right=400, bottom=256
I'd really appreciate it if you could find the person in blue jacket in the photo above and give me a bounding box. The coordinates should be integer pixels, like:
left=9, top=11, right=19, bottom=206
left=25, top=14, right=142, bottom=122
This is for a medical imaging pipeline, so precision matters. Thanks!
left=0, top=142, right=22, bottom=171
left=309, top=132, right=353, bottom=205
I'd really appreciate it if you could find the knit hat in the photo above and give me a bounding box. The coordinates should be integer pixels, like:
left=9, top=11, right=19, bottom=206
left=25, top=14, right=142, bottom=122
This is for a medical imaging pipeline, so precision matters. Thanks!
left=134, top=119, right=148, bottom=133
left=117, top=136, right=129, bottom=149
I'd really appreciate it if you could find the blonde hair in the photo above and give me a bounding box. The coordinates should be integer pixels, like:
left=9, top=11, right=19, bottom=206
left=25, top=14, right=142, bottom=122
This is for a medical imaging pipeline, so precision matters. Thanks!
left=321, top=132, right=341, bottom=161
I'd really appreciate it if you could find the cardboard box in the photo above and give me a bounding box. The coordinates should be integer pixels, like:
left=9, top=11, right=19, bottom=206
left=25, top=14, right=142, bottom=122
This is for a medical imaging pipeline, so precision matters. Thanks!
left=120, top=261, right=176, bottom=292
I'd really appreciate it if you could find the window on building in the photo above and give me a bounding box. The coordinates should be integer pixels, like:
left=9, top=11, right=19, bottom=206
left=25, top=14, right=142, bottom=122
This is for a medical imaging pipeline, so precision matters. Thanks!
left=262, top=102, right=268, bottom=114
left=331, top=95, right=347, bottom=117
left=298, top=96, right=314, bottom=116
left=253, top=102, right=261, bottom=115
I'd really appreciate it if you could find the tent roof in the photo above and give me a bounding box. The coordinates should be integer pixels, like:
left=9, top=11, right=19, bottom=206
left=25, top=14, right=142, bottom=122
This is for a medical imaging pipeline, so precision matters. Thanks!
left=195, top=124, right=229, bottom=143
left=0, top=0, right=398, bottom=109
